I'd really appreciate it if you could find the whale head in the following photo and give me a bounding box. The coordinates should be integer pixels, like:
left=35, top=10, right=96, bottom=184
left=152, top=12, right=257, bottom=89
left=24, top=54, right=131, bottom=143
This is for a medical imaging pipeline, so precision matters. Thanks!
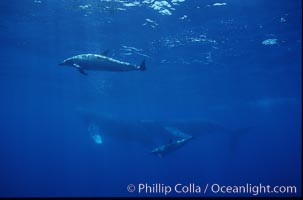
left=59, top=57, right=75, bottom=66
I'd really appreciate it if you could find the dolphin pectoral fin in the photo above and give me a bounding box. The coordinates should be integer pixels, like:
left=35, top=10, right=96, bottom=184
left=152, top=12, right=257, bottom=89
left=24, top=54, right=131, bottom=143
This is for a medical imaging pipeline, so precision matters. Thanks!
left=101, top=50, right=110, bottom=56
left=78, top=68, right=88, bottom=75
left=73, top=64, right=87, bottom=75
left=73, top=63, right=81, bottom=68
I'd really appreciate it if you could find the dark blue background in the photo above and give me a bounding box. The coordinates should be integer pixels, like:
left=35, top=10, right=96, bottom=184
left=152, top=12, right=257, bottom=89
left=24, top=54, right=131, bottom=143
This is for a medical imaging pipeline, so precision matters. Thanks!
left=0, top=0, right=301, bottom=197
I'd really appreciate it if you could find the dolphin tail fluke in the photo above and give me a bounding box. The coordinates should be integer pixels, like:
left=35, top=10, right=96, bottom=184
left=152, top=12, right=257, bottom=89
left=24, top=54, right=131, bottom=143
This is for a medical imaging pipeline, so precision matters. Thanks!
left=139, top=60, right=146, bottom=71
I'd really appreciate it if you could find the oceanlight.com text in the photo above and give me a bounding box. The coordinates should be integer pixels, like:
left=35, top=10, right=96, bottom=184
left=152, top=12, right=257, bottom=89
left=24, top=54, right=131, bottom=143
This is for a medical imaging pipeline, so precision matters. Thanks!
left=209, top=183, right=297, bottom=196
left=127, top=183, right=297, bottom=196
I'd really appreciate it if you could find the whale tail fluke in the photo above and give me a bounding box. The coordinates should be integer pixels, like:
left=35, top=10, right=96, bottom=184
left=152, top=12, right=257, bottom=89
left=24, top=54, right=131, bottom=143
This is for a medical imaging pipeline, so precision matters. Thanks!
left=139, top=60, right=146, bottom=71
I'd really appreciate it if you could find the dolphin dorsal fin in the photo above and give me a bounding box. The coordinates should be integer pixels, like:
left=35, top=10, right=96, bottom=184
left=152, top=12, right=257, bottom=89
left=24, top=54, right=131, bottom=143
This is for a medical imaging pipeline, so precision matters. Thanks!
left=101, top=50, right=110, bottom=56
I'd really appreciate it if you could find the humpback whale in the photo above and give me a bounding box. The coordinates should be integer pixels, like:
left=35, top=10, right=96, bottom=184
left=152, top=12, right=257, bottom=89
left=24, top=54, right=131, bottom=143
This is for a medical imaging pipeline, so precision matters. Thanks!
left=77, top=108, right=252, bottom=156
left=59, top=51, right=146, bottom=75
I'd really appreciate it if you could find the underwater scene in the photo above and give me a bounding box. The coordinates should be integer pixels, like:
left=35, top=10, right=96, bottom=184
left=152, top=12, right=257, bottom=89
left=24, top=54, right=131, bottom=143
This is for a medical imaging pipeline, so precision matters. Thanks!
left=0, top=0, right=301, bottom=197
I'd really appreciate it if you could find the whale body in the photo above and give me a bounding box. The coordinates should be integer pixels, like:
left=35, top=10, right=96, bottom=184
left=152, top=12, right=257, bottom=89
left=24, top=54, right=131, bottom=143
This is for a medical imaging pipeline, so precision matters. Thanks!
left=77, top=108, right=253, bottom=156
left=151, top=136, right=193, bottom=157
left=59, top=52, right=146, bottom=75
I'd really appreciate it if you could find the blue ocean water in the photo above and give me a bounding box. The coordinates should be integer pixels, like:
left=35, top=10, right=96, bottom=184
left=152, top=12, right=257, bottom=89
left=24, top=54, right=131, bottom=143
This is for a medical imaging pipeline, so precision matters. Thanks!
left=0, top=0, right=301, bottom=197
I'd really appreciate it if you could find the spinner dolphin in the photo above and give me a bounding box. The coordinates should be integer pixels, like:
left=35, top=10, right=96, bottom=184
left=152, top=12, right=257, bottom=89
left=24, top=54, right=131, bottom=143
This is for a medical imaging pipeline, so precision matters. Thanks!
left=59, top=51, right=146, bottom=75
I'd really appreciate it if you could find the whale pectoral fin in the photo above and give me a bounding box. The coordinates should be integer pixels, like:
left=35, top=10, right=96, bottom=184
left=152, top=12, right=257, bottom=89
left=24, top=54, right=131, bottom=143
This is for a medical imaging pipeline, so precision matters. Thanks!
left=78, top=68, right=88, bottom=75
left=88, top=122, right=103, bottom=144
left=165, top=126, right=192, bottom=139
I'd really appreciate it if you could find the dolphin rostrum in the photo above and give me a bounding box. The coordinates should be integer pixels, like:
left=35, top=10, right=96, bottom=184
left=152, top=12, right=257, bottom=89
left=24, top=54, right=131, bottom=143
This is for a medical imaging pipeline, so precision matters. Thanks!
left=59, top=51, right=146, bottom=75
